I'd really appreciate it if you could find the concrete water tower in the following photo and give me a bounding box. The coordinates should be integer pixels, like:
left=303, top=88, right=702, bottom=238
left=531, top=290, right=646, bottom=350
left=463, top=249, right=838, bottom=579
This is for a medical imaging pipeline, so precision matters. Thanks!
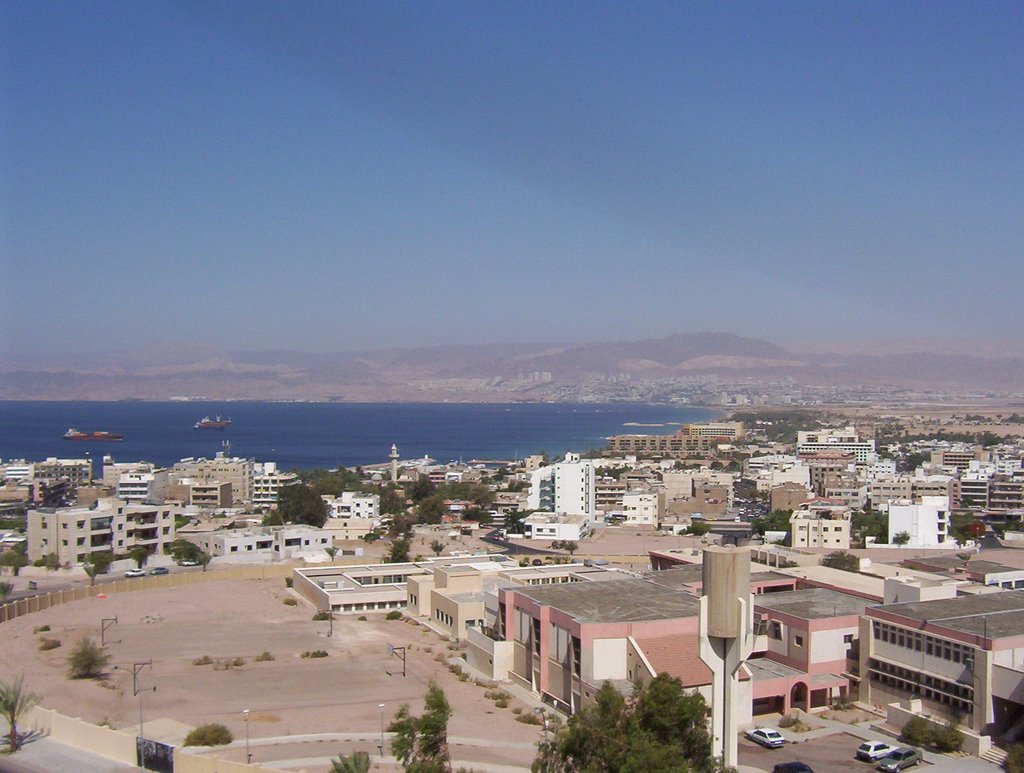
left=698, top=545, right=753, bottom=768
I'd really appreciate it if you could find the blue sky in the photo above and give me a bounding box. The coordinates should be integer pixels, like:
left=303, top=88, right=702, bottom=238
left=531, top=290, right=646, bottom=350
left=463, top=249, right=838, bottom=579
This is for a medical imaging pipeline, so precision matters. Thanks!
left=2, top=1, right=1022, bottom=353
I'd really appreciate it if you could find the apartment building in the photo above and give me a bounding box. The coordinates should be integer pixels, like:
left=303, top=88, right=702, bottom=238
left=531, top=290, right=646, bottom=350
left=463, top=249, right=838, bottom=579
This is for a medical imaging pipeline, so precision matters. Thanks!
left=861, top=590, right=1024, bottom=736
left=800, top=452, right=857, bottom=496
left=930, top=447, right=989, bottom=471
left=888, top=496, right=951, bottom=547
left=168, top=479, right=233, bottom=508
left=822, top=474, right=868, bottom=509
left=594, top=478, right=628, bottom=512
left=621, top=490, right=662, bottom=527
left=117, top=469, right=170, bottom=504
left=789, top=502, right=852, bottom=549
left=797, top=427, right=876, bottom=464
left=27, top=498, right=177, bottom=564
left=322, top=491, right=380, bottom=520
left=171, top=454, right=254, bottom=505
left=184, top=524, right=331, bottom=560
left=606, top=422, right=744, bottom=457
left=769, top=482, right=812, bottom=513
left=33, top=457, right=92, bottom=487
left=527, top=453, right=595, bottom=516
left=252, top=462, right=299, bottom=508
left=869, top=475, right=952, bottom=511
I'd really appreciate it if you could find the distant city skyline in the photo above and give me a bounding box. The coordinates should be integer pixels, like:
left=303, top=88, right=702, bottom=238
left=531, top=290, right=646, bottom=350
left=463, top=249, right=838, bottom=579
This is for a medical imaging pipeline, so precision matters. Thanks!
left=3, top=2, right=1022, bottom=353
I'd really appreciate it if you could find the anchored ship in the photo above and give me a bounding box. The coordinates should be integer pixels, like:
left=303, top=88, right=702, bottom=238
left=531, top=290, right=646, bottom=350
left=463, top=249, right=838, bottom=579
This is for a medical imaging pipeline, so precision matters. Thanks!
left=194, top=416, right=232, bottom=430
left=63, top=429, right=124, bottom=441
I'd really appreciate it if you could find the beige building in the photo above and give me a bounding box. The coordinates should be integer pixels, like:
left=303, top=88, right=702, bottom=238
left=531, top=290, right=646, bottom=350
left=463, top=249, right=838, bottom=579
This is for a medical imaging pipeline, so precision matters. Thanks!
left=789, top=502, right=851, bottom=549
left=621, top=490, right=663, bottom=527
left=27, top=497, right=177, bottom=565
left=168, top=479, right=233, bottom=508
left=171, top=454, right=254, bottom=505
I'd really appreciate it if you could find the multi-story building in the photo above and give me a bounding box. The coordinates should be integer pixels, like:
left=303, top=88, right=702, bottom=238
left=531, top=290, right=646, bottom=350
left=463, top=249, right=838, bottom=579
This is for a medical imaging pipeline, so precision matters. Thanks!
left=171, top=453, right=254, bottom=505
left=954, top=473, right=992, bottom=510
left=822, top=473, right=867, bottom=509
left=252, top=462, right=299, bottom=508
left=797, top=427, right=876, bottom=464
left=116, top=469, right=170, bottom=504
left=527, top=453, right=595, bottom=516
left=594, top=477, right=628, bottom=512
left=183, top=524, right=331, bottom=560
left=988, top=474, right=1024, bottom=512
left=168, top=479, right=233, bottom=508
left=789, top=502, right=852, bottom=549
left=522, top=512, right=591, bottom=541
left=930, top=447, right=988, bottom=472
left=27, top=498, right=177, bottom=564
left=33, top=457, right=92, bottom=487
left=323, top=491, right=380, bottom=520
left=621, top=490, right=662, bottom=527
left=869, top=475, right=952, bottom=511
left=769, top=482, right=812, bottom=513
left=860, top=590, right=1024, bottom=736
left=800, top=452, right=857, bottom=496
left=888, top=496, right=951, bottom=547
left=607, top=422, right=744, bottom=457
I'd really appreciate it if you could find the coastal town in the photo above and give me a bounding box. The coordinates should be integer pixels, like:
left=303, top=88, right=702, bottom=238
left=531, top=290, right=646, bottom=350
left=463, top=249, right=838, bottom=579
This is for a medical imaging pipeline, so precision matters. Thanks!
left=2, top=408, right=1024, bottom=772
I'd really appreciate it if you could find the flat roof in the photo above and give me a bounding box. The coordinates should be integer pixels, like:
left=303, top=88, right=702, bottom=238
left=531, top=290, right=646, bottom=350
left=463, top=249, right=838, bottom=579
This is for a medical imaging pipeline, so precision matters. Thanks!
left=514, top=578, right=701, bottom=623
left=746, top=659, right=805, bottom=680
left=874, top=589, right=1024, bottom=639
left=754, top=588, right=868, bottom=619
left=643, top=566, right=792, bottom=589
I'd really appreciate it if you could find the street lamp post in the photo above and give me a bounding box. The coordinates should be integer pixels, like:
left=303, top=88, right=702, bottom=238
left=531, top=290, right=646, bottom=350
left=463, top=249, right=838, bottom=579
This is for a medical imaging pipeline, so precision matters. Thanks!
left=534, top=707, right=547, bottom=744
left=133, top=661, right=155, bottom=771
left=379, top=703, right=385, bottom=756
left=243, top=709, right=251, bottom=763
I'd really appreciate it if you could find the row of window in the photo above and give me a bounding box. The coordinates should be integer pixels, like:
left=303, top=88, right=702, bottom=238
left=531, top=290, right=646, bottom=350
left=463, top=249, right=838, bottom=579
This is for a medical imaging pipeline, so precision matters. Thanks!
left=868, top=657, right=973, bottom=714
left=872, top=621, right=975, bottom=665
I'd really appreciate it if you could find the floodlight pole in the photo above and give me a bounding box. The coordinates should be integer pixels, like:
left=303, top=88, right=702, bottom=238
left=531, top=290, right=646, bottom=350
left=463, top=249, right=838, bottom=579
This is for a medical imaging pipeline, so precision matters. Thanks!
left=379, top=703, right=385, bottom=756
left=243, top=708, right=251, bottom=763
left=101, top=616, right=119, bottom=646
left=133, top=660, right=155, bottom=771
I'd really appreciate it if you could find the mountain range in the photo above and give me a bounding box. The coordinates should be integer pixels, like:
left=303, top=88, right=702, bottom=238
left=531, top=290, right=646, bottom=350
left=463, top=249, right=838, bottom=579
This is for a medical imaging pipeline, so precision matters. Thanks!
left=2, top=332, right=1022, bottom=401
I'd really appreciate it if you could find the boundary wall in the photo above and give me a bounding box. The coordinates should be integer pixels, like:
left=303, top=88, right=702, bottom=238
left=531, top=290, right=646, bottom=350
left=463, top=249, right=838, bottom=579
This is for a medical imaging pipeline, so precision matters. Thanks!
left=0, top=564, right=293, bottom=624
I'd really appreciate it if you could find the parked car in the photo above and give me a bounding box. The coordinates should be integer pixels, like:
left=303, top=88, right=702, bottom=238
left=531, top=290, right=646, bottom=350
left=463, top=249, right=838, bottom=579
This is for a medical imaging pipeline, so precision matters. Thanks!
left=124, top=568, right=145, bottom=578
left=149, top=566, right=169, bottom=575
left=773, top=763, right=814, bottom=773
left=856, top=742, right=896, bottom=762
left=747, top=728, right=786, bottom=748
left=876, top=748, right=922, bottom=771
left=177, top=559, right=200, bottom=567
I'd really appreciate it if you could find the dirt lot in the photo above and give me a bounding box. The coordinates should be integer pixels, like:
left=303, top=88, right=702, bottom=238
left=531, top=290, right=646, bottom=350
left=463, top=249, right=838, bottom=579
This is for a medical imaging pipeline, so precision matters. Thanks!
left=0, top=577, right=544, bottom=761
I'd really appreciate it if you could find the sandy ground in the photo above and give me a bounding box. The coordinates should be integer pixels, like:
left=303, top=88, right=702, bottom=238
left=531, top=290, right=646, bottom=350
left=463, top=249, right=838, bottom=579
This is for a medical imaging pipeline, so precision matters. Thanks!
left=0, top=577, right=545, bottom=766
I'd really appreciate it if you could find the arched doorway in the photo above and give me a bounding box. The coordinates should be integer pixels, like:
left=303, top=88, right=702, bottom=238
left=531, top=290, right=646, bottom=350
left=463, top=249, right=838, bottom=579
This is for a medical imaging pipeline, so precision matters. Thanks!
left=790, top=682, right=808, bottom=713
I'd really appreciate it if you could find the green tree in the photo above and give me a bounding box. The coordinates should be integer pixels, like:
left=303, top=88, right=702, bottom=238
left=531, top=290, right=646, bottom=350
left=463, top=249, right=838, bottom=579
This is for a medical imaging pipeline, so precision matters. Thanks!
left=128, top=546, right=149, bottom=569
left=821, top=551, right=860, bottom=573
left=379, top=484, right=406, bottom=515
left=169, top=540, right=203, bottom=563
left=417, top=494, right=446, bottom=524
left=196, top=549, right=212, bottom=573
left=750, top=510, right=792, bottom=536
left=35, top=552, right=60, bottom=571
left=686, top=521, right=711, bottom=537
left=277, top=483, right=329, bottom=528
left=66, top=637, right=110, bottom=680
left=0, top=545, right=29, bottom=577
left=540, top=676, right=715, bottom=773
left=900, top=715, right=933, bottom=747
left=1004, top=743, right=1024, bottom=773
left=0, top=581, right=13, bottom=603
left=331, top=751, right=371, bottom=773
left=430, top=539, right=445, bottom=557
left=409, top=476, right=437, bottom=503
left=892, top=531, right=911, bottom=546
left=0, top=674, right=40, bottom=752
left=324, top=546, right=339, bottom=563
left=386, top=538, right=411, bottom=564
left=390, top=682, right=451, bottom=773
left=183, top=723, right=233, bottom=747
left=561, top=541, right=579, bottom=558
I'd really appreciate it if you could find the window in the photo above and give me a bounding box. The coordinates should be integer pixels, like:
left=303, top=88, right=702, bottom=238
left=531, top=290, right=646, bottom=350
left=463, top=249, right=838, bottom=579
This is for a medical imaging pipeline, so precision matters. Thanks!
left=794, top=634, right=804, bottom=647
left=769, top=621, right=783, bottom=640
left=844, top=634, right=854, bottom=644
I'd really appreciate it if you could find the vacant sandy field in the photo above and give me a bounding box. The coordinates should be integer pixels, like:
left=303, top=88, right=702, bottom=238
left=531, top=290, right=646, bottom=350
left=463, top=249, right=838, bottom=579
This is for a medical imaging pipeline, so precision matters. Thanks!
left=0, top=577, right=545, bottom=759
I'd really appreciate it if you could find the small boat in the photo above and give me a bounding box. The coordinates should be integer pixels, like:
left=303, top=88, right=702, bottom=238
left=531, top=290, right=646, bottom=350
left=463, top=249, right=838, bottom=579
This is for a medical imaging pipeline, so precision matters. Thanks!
left=194, top=416, right=232, bottom=430
left=63, top=429, right=124, bottom=441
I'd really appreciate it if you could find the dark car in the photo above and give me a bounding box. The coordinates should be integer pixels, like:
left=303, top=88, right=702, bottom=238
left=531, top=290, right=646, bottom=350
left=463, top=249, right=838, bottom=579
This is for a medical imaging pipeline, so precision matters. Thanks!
left=149, top=566, right=169, bottom=575
left=773, top=764, right=815, bottom=773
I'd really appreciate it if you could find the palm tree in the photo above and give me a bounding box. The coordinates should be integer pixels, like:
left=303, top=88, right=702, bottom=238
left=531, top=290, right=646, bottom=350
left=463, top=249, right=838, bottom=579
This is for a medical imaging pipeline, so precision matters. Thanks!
left=0, top=581, right=13, bottom=603
left=0, top=674, right=41, bottom=752
left=330, top=751, right=370, bottom=773
left=324, top=546, right=339, bottom=563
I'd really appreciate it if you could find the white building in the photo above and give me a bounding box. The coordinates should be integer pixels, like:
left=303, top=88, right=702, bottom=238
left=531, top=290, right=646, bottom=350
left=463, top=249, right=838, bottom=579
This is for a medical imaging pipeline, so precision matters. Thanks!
left=527, top=453, right=596, bottom=516
left=887, top=496, right=951, bottom=547
left=252, top=462, right=299, bottom=508
left=522, top=512, right=591, bottom=541
left=183, top=524, right=331, bottom=561
left=797, top=427, right=876, bottom=464
left=323, top=491, right=380, bottom=520
left=117, top=469, right=170, bottom=503
left=621, top=491, right=661, bottom=527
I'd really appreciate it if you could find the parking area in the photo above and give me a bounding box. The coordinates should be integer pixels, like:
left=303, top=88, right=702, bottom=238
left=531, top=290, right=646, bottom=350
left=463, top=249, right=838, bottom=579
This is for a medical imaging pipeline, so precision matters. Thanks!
left=739, top=732, right=916, bottom=772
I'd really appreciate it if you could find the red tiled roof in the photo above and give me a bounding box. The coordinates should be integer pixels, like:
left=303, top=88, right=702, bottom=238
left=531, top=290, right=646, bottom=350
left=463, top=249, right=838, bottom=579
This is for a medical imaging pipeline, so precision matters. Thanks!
left=634, top=634, right=713, bottom=687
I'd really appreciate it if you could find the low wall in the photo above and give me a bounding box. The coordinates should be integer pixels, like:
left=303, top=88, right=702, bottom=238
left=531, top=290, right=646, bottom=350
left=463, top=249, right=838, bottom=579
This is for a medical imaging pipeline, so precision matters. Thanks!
left=886, top=699, right=991, bottom=757
left=0, top=564, right=293, bottom=625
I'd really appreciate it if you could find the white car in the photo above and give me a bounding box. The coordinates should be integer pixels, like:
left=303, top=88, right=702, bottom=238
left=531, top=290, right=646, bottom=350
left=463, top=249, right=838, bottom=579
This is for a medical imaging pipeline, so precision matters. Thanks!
left=747, top=728, right=786, bottom=748
left=856, top=742, right=896, bottom=762
left=124, top=568, right=145, bottom=578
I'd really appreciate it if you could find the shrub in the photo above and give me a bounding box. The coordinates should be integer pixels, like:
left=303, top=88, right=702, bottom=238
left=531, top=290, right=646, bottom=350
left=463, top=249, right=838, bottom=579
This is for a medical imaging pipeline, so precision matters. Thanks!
left=494, top=698, right=508, bottom=708
left=778, top=713, right=800, bottom=728
left=516, top=712, right=542, bottom=725
left=254, top=651, right=275, bottom=662
left=39, top=638, right=61, bottom=651
left=1005, top=743, right=1024, bottom=773
left=934, top=721, right=964, bottom=753
left=192, top=655, right=213, bottom=666
left=357, top=615, right=367, bottom=621
left=66, top=637, right=110, bottom=679
left=283, top=597, right=298, bottom=606
left=312, top=611, right=331, bottom=621
left=901, top=716, right=934, bottom=747
left=830, top=695, right=853, bottom=711
left=183, top=723, right=233, bottom=747
left=511, top=707, right=522, bottom=715
left=386, top=610, right=402, bottom=620
left=231, top=657, right=246, bottom=667
left=301, top=649, right=329, bottom=659
left=33, top=625, right=51, bottom=634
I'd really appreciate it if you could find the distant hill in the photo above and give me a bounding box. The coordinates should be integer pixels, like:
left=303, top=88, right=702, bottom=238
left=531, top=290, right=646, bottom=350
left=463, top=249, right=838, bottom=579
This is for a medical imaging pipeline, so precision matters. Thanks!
left=1, top=332, right=1022, bottom=401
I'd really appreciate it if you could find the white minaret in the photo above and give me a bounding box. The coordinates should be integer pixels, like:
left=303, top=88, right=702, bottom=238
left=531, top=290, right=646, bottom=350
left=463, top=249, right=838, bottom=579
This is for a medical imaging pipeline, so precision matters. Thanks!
left=698, top=546, right=753, bottom=769
left=389, top=444, right=399, bottom=483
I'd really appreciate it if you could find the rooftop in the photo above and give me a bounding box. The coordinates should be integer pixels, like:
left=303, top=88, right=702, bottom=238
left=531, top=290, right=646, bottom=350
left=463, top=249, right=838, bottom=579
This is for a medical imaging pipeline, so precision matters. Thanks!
left=873, top=589, right=1024, bottom=639
left=513, top=578, right=701, bottom=623
left=753, top=587, right=869, bottom=620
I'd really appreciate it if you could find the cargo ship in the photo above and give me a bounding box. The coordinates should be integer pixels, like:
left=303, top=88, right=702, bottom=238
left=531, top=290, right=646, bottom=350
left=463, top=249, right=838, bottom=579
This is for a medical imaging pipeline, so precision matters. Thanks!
left=63, top=429, right=124, bottom=441
left=194, top=416, right=232, bottom=430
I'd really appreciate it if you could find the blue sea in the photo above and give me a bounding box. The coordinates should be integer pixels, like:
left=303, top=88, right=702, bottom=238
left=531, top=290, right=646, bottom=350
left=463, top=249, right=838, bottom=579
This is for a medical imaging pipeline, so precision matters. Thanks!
left=0, top=401, right=719, bottom=472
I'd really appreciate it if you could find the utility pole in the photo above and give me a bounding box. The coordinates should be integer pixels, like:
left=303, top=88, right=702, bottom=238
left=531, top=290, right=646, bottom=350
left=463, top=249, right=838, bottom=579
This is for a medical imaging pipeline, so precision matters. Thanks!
left=133, top=660, right=155, bottom=771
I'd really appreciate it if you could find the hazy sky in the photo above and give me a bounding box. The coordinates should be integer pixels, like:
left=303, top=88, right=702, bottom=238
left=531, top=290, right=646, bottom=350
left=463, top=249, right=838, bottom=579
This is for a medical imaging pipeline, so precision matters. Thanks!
left=2, top=1, right=1022, bottom=354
